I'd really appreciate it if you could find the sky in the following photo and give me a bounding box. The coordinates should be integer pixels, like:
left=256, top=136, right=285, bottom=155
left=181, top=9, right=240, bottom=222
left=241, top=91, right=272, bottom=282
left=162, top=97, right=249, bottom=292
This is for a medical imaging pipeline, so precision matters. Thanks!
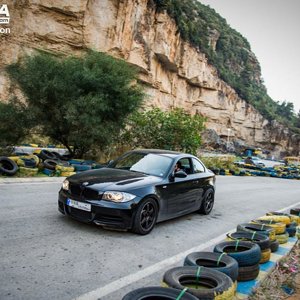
left=199, top=0, right=300, bottom=113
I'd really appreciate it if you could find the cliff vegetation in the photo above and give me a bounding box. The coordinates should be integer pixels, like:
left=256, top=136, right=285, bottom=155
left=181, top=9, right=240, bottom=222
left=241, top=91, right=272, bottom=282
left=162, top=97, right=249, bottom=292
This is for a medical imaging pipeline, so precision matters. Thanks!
left=154, top=0, right=300, bottom=131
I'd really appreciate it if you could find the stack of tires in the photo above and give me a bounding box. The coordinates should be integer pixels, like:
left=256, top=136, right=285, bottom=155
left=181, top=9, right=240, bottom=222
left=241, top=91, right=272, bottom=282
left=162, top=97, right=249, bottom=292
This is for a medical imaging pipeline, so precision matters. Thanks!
left=123, top=209, right=298, bottom=299
left=236, top=223, right=279, bottom=253
left=14, top=154, right=39, bottom=176
left=289, top=208, right=300, bottom=239
left=226, top=231, right=271, bottom=264
left=213, top=241, right=261, bottom=282
left=0, top=156, right=18, bottom=176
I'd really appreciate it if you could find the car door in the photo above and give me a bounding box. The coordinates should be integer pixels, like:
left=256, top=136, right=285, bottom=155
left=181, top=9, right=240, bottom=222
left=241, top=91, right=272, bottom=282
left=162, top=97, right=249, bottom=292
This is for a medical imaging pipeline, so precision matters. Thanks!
left=190, top=158, right=212, bottom=209
left=158, top=158, right=199, bottom=218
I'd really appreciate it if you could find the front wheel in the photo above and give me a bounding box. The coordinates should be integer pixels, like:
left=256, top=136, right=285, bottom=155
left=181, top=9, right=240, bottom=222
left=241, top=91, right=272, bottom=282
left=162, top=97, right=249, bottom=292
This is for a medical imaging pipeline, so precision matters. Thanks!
left=131, top=198, right=158, bottom=235
left=199, top=188, right=214, bottom=215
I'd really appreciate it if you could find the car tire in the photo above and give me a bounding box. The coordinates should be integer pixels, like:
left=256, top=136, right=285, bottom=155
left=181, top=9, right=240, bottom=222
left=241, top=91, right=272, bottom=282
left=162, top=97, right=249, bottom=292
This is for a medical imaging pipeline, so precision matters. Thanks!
left=269, top=239, right=279, bottom=252
left=162, top=266, right=235, bottom=300
left=43, top=159, right=59, bottom=170
left=237, top=263, right=260, bottom=282
left=227, top=231, right=270, bottom=250
left=0, top=156, right=18, bottom=176
left=199, top=188, right=214, bottom=215
left=183, top=251, right=238, bottom=282
left=122, top=286, right=199, bottom=300
left=214, top=241, right=261, bottom=267
left=131, top=198, right=158, bottom=235
left=38, top=150, right=57, bottom=161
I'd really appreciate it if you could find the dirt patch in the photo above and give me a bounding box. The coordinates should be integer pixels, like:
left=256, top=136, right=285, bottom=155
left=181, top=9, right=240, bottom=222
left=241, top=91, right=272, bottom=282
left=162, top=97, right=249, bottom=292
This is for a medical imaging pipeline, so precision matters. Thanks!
left=249, top=241, right=300, bottom=300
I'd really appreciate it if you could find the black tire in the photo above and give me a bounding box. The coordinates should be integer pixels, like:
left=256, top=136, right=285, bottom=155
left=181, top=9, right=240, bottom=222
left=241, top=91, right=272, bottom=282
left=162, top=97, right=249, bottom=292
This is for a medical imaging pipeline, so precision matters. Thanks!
left=38, top=150, right=57, bottom=161
left=43, top=159, right=59, bottom=170
left=269, top=239, right=279, bottom=252
left=286, top=225, right=296, bottom=237
left=122, top=286, right=198, bottom=300
left=237, top=223, right=275, bottom=240
left=237, top=263, right=260, bottom=282
left=0, top=156, right=18, bottom=176
left=131, top=198, right=158, bottom=235
left=290, top=208, right=300, bottom=216
left=227, top=231, right=270, bottom=250
left=162, top=266, right=234, bottom=300
left=183, top=251, right=238, bottom=282
left=214, top=241, right=261, bottom=267
left=51, top=151, right=61, bottom=160
left=199, top=188, right=214, bottom=215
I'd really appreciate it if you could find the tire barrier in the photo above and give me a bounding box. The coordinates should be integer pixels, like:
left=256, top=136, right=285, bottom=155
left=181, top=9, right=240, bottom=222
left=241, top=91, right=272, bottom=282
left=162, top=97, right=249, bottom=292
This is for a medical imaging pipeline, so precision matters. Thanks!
left=296, top=226, right=300, bottom=239
left=43, top=168, right=55, bottom=176
left=0, top=156, right=18, bottom=176
left=269, top=239, right=280, bottom=252
left=38, top=149, right=57, bottom=161
left=236, top=223, right=276, bottom=241
left=183, top=251, right=239, bottom=282
left=60, top=171, right=76, bottom=177
left=162, top=266, right=235, bottom=300
left=259, top=248, right=271, bottom=264
left=267, top=211, right=300, bottom=225
left=72, top=164, right=92, bottom=172
left=18, top=167, right=38, bottom=176
left=237, top=263, right=260, bottom=282
left=122, top=286, right=199, bottom=300
left=275, top=232, right=289, bottom=244
left=286, top=225, right=296, bottom=237
left=16, top=157, right=37, bottom=168
left=43, top=159, right=59, bottom=170
left=213, top=241, right=261, bottom=267
left=251, top=219, right=286, bottom=234
left=290, top=208, right=300, bottom=220
left=55, top=164, right=75, bottom=172
left=256, top=215, right=291, bottom=226
left=226, top=231, right=270, bottom=251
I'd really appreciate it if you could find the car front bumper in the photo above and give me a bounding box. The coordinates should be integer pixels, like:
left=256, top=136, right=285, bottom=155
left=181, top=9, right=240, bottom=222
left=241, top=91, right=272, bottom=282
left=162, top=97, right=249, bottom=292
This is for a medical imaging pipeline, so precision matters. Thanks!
left=58, top=190, right=141, bottom=230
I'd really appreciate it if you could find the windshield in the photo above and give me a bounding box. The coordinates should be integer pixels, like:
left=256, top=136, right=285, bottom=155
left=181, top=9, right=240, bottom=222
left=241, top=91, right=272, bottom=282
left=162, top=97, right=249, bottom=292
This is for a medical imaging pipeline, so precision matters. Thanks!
left=110, top=153, right=173, bottom=177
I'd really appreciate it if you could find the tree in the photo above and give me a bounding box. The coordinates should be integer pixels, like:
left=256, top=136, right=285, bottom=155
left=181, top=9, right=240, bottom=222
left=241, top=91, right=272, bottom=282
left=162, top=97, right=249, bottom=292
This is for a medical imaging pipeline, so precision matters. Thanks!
left=7, top=51, right=144, bottom=157
left=120, top=108, right=206, bottom=155
left=0, top=99, right=29, bottom=147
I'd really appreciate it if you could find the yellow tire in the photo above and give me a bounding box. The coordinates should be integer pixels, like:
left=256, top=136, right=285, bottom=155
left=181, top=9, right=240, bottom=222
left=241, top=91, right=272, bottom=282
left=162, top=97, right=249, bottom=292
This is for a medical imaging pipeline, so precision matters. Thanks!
left=18, top=167, right=38, bottom=176
left=60, top=171, right=76, bottom=177
left=55, top=165, right=75, bottom=172
left=257, top=215, right=291, bottom=226
left=296, top=226, right=300, bottom=239
left=8, top=156, right=20, bottom=162
left=260, top=248, right=271, bottom=264
left=251, top=220, right=286, bottom=234
left=275, top=232, right=289, bottom=244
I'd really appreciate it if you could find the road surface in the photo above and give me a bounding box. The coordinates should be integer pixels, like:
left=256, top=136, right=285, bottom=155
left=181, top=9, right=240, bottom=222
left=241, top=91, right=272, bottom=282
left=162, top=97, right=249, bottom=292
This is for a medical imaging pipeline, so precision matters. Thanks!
left=0, top=176, right=299, bottom=300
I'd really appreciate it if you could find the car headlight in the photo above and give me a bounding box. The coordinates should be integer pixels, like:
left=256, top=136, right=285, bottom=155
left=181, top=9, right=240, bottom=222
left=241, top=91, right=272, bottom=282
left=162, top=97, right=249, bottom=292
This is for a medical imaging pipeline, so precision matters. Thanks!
left=102, top=191, right=136, bottom=202
left=62, top=179, right=69, bottom=191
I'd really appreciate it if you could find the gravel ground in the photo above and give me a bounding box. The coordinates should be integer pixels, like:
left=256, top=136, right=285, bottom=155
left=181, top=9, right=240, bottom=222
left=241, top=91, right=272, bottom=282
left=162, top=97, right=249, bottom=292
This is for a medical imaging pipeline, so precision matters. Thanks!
left=249, top=241, right=300, bottom=300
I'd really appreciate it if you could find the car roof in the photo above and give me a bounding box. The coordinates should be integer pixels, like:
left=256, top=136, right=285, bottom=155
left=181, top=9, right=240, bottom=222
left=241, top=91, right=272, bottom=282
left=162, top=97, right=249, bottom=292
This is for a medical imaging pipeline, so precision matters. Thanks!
left=129, top=149, right=193, bottom=158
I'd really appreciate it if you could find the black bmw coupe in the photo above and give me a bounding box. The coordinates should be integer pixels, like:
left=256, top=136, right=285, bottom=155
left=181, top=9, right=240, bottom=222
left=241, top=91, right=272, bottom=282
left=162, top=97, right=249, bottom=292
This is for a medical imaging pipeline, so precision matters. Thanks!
left=58, top=149, right=216, bottom=235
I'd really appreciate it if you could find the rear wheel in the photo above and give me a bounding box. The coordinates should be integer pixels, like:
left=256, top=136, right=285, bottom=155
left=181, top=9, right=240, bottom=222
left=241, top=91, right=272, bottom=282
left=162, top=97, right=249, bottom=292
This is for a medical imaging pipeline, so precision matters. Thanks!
left=199, top=188, right=214, bottom=215
left=132, top=198, right=158, bottom=235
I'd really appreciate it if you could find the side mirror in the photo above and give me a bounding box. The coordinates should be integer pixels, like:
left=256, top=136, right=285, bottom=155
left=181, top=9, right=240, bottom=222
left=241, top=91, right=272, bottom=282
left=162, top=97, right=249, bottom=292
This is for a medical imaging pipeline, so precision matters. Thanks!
left=174, top=170, right=187, bottom=178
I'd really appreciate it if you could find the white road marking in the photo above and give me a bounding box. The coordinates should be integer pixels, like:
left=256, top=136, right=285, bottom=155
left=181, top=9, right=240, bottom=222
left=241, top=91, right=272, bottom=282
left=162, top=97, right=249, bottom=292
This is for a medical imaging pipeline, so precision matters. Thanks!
left=74, top=201, right=300, bottom=300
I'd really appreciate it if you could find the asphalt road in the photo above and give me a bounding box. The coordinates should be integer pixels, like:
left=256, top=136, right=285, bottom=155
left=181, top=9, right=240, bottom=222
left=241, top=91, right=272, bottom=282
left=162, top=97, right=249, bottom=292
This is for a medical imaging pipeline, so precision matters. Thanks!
left=0, top=176, right=300, bottom=300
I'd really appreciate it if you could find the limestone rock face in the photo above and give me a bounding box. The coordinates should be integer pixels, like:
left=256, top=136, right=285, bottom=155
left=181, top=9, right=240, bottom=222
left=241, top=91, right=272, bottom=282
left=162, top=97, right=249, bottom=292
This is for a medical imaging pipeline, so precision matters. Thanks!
left=0, top=0, right=299, bottom=156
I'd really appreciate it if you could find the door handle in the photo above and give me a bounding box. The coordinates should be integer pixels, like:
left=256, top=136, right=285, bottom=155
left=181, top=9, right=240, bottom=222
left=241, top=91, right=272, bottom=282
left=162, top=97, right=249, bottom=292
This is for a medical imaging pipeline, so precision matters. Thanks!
left=192, top=180, right=199, bottom=184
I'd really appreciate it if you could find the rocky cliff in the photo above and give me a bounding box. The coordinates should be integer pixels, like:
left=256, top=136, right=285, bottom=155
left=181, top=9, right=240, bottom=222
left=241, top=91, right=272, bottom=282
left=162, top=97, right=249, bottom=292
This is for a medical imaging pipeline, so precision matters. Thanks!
left=1, top=0, right=299, bottom=156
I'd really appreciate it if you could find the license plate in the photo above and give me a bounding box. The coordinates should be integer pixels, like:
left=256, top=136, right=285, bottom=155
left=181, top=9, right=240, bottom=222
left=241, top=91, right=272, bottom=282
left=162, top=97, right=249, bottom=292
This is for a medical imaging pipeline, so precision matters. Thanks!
left=66, top=199, right=91, bottom=212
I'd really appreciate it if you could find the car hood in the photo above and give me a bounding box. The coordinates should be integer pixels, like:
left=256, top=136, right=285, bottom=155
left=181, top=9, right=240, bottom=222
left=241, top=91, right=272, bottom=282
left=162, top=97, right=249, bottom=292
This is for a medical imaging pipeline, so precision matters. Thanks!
left=68, top=168, right=163, bottom=191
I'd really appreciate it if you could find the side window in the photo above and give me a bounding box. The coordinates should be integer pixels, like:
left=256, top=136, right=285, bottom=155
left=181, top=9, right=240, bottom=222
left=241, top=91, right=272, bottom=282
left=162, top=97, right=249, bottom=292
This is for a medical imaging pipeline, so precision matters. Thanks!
left=177, top=158, right=192, bottom=174
left=192, top=158, right=205, bottom=173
